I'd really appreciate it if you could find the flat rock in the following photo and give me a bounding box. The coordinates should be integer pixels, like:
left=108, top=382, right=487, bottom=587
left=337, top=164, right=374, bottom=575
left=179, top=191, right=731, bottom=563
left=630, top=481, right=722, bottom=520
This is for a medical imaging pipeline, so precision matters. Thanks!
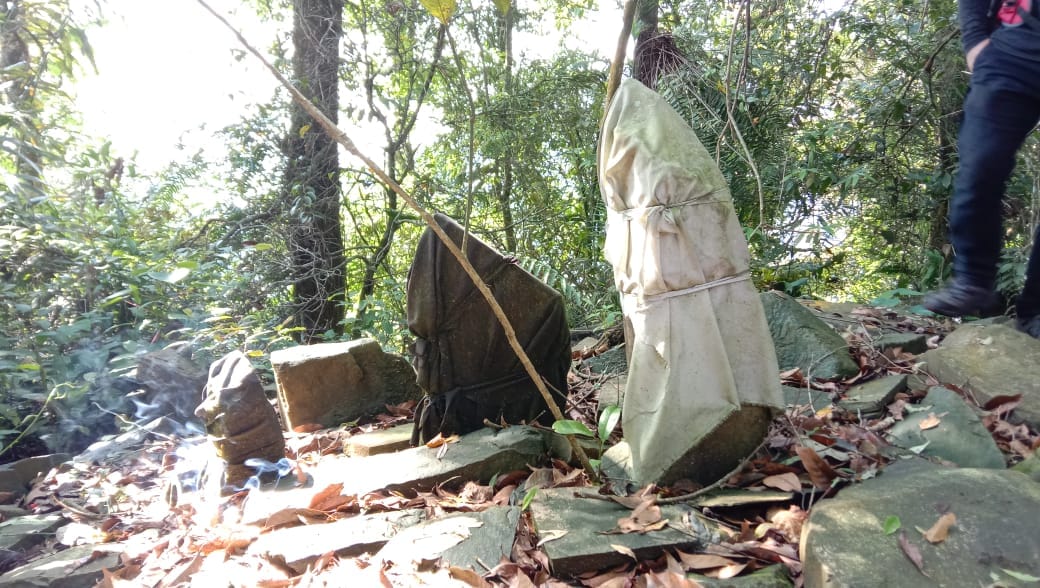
left=242, top=426, right=546, bottom=525
left=0, top=455, right=70, bottom=495
left=782, top=386, right=831, bottom=416
left=528, top=488, right=719, bottom=577
left=0, top=515, right=64, bottom=553
left=920, top=323, right=1040, bottom=427
left=595, top=374, right=626, bottom=415
left=582, top=346, right=628, bottom=377
left=837, top=375, right=906, bottom=417
left=886, top=386, right=1005, bottom=468
left=344, top=424, right=414, bottom=457
left=248, top=510, right=425, bottom=573
left=801, top=464, right=1040, bottom=588
left=133, top=346, right=207, bottom=421
left=760, top=292, right=859, bottom=380
left=74, top=417, right=179, bottom=465
left=872, top=332, right=929, bottom=355
left=271, top=339, right=422, bottom=430
left=0, top=543, right=120, bottom=587
left=376, top=506, right=520, bottom=571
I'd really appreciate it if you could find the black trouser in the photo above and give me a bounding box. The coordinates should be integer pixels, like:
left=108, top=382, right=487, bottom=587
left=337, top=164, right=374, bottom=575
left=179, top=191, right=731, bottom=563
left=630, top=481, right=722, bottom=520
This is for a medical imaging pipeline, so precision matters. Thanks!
left=949, top=36, right=1040, bottom=316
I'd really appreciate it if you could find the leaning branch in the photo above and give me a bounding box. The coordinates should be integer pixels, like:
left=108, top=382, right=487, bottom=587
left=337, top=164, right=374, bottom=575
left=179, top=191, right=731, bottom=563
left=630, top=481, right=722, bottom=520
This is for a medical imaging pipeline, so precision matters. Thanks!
left=196, top=0, right=597, bottom=479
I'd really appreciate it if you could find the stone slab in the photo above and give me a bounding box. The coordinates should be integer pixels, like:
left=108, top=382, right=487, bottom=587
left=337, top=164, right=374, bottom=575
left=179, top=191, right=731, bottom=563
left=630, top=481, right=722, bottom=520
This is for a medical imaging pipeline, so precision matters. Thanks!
left=782, top=386, right=832, bottom=416
left=0, top=543, right=121, bottom=587
left=242, top=426, right=546, bottom=525
left=801, top=465, right=1040, bottom=588
left=271, top=339, right=421, bottom=430
left=344, top=424, right=414, bottom=457
left=920, top=323, right=1040, bottom=427
left=528, top=488, right=719, bottom=577
left=872, top=333, right=928, bottom=355
left=0, top=515, right=65, bottom=553
left=0, top=455, right=70, bottom=494
left=248, top=510, right=425, bottom=573
left=761, top=292, right=860, bottom=380
left=376, top=507, right=520, bottom=571
left=886, top=386, right=1005, bottom=468
left=837, top=375, right=906, bottom=416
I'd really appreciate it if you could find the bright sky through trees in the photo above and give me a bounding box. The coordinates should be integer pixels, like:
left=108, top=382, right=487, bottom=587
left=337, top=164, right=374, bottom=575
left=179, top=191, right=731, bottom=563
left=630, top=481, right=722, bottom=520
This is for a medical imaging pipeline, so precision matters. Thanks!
left=75, top=1, right=623, bottom=177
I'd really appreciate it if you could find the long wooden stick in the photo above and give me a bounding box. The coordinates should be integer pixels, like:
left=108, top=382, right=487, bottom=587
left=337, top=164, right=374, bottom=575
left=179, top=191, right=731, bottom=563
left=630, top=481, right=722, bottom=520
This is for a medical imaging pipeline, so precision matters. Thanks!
left=197, top=0, right=597, bottom=479
left=604, top=0, right=637, bottom=114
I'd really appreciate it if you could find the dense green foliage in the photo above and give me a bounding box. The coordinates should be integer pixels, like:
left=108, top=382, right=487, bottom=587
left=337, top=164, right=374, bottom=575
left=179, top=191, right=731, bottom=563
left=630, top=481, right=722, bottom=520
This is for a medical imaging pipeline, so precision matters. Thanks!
left=1, top=0, right=1038, bottom=459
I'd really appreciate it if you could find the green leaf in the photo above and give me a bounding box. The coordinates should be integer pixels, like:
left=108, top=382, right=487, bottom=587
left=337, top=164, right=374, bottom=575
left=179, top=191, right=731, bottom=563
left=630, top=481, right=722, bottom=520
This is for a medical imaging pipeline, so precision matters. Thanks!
left=552, top=420, right=594, bottom=438
left=598, top=405, right=621, bottom=441
left=419, top=0, right=456, bottom=24
left=883, top=515, right=901, bottom=535
left=493, top=0, right=510, bottom=14
left=147, top=267, right=191, bottom=284
left=521, top=487, right=538, bottom=511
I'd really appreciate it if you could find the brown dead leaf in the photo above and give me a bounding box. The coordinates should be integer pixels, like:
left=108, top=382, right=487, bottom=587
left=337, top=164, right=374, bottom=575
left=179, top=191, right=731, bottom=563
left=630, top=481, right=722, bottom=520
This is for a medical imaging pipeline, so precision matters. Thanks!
left=292, top=423, right=324, bottom=433
left=707, top=562, right=748, bottom=579
left=923, top=513, right=956, bottom=544
left=449, top=565, right=491, bottom=587
left=898, top=531, right=927, bottom=576
left=794, top=446, right=839, bottom=489
left=675, top=552, right=735, bottom=571
left=761, top=472, right=801, bottom=492
left=918, top=413, right=943, bottom=430
left=385, top=400, right=416, bottom=417
left=308, top=483, right=344, bottom=510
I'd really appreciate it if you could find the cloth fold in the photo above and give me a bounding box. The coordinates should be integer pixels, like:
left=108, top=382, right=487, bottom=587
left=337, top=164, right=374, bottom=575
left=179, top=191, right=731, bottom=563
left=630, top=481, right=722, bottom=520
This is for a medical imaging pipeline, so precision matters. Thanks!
left=599, top=79, right=783, bottom=484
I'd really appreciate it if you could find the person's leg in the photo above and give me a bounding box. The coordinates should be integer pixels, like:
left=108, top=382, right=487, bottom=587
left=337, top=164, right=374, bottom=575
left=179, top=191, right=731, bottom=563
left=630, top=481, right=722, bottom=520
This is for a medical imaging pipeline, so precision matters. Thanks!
left=925, top=73, right=1040, bottom=316
left=1016, top=224, right=1040, bottom=336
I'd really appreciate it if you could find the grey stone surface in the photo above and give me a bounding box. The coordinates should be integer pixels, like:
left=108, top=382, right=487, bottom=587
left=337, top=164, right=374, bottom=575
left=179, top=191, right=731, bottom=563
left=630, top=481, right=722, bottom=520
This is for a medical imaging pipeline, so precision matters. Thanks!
left=376, top=507, right=520, bottom=571
left=920, top=323, right=1040, bottom=427
left=801, top=465, right=1040, bottom=588
left=271, top=339, right=422, bottom=430
left=595, top=374, right=626, bottom=416
left=74, top=418, right=178, bottom=465
left=0, top=455, right=70, bottom=495
left=133, top=346, right=207, bottom=421
left=872, top=333, right=929, bottom=355
left=248, top=510, right=425, bottom=573
left=242, top=426, right=546, bottom=525
left=886, top=386, right=1005, bottom=468
left=196, top=351, right=285, bottom=490
left=760, top=292, right=860, bottom=380
left=344, top=424, right=414, bottom=457
left=582, top=346, right=628, bottom=377
left=528, top=488, right=719, bottom=577
left=782, top=386, right=832, bottom=416
left=0, top=515, right=64, bottom=553
left=837, top=375, right=906, bottom=417
left=0, top=544, right=120, bottom=587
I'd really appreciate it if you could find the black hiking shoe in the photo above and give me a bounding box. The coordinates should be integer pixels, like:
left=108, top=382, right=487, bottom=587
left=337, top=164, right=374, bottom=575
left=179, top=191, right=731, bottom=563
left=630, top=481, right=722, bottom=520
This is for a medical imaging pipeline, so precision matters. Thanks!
left=1017, top=314, right=1040, bottom=339
left=923, top=279, right=1000, bottom=317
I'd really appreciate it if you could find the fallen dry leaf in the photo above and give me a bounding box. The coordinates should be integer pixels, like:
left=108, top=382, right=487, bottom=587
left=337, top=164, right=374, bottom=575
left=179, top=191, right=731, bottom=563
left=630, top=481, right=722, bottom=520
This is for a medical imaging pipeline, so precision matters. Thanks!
left=675, top=552, right=735, bottom=571
left=449, top=565, right=491, bottom=587
left=536, top=530, right=568, bottom=546
left=761, top=472, right=801, bottom=492
left=794, top=446, right=839, bottom=489
left=918, top=413, right=943, bottom=431
left=923, top=513, right=956, bottom=544
left=898, top=531, right=927, bottom=576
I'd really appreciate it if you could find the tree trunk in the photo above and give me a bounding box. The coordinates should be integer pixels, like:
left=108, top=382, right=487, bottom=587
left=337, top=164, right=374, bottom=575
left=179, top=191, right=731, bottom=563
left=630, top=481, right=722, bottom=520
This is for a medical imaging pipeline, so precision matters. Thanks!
left=282, top=0, right=345, bottom=343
